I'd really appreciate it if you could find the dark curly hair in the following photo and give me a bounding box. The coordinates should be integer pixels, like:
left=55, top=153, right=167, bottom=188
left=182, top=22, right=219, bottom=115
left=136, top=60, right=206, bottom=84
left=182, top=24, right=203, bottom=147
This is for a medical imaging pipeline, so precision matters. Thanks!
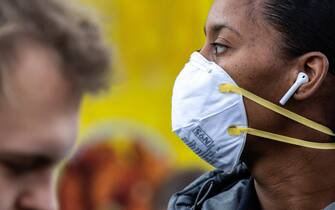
left=0, top=0, right=111, bottom=93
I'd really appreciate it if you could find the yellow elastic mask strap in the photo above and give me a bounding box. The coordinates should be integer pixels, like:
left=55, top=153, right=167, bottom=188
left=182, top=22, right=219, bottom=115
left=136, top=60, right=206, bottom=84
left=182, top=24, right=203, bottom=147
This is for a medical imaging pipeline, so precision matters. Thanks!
left=228, top=126, right=335, bottom=150
left=220, top=84, right=335, bottom=137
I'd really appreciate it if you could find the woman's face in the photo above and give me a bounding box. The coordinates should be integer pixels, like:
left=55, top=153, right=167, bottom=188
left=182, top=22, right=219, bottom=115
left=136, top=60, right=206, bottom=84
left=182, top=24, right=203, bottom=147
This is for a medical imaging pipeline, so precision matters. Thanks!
left=201, top=0, right=296, bottom=132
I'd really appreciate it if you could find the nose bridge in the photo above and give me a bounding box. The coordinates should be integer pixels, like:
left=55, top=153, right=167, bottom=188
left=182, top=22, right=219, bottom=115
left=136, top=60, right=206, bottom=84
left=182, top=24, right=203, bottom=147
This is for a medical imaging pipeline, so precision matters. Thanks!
left=200, top=45, right=214, bottom=62
left=18, top=171, right=57, bottom=210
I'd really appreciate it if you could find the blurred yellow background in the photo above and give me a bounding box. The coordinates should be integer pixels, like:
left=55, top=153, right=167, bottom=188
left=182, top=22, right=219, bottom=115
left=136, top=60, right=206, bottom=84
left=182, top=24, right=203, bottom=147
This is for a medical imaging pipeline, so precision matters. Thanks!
left=77, top=0, right=212, bottom=169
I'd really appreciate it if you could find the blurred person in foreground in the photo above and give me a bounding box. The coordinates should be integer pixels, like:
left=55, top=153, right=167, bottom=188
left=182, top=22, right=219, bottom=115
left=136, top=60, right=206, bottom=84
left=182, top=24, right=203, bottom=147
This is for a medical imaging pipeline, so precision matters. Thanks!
left=0, top=0, right=110, bottom=209
left=170, top=0, right=335, bottom=209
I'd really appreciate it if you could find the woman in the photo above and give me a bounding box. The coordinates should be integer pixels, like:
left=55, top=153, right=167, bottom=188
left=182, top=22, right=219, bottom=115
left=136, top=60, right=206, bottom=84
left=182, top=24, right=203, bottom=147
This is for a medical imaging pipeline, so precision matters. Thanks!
left=169, top=0, right=335, bottom=209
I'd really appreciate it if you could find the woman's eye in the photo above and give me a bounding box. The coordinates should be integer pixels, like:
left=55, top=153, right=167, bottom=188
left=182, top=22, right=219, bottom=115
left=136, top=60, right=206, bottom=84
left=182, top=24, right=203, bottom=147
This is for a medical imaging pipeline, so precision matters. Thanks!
left=211, top=43, right=229, bottom=55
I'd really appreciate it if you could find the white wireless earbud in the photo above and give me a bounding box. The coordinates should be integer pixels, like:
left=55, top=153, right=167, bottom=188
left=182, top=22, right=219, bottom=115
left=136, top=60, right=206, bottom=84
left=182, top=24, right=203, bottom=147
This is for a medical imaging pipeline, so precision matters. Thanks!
left=279, top=72, right=309, bottom=105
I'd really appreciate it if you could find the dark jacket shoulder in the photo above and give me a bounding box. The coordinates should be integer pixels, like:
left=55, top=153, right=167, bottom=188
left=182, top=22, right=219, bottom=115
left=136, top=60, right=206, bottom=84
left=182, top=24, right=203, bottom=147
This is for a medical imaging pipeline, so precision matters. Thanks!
left=168, top=163, right=260, bottom=210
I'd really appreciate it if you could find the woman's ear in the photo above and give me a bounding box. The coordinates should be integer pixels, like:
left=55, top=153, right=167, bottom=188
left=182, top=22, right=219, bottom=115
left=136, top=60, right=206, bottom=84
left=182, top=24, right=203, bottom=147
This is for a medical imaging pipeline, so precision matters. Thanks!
left=294, top=52, right=329, bottom=100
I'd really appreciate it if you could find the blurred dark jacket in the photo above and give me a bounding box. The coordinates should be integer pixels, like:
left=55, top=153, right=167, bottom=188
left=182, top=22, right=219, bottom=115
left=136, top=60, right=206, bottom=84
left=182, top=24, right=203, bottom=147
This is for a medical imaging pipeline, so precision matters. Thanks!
left=168, top=163, right=335, bottom=210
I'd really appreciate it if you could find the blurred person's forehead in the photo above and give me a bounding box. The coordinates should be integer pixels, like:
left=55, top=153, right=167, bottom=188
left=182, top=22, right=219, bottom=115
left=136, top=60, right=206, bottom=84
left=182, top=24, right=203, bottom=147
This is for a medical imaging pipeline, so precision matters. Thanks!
left=0, top=38, right=78, bottom=110
left=0, top=39, right=78, bottom=160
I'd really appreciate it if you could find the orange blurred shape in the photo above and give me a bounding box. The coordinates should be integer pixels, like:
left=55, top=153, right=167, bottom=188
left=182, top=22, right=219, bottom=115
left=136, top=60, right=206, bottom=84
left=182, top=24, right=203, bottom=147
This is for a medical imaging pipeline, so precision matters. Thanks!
left=58, top=139, right=170, bottom=210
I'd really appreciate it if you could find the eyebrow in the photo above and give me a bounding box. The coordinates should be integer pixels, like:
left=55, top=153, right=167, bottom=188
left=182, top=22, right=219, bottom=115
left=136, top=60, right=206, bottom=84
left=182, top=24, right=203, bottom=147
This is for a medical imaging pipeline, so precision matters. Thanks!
left=0, top=152, right=59, bottom=167
left=204, top=23, right=241, bottom=37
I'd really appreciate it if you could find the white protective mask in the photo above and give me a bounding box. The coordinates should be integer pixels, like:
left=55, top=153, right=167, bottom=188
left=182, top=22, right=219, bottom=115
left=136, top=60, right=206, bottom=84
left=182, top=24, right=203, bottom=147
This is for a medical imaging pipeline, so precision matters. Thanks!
left=172, top=51, right=335, bottom=171
left=172, top=52, right=248, bottom=171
